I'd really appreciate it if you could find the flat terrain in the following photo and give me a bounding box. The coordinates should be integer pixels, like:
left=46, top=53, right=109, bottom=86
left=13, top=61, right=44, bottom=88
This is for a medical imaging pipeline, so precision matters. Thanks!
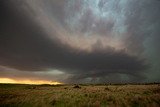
left=0, top=84, right=160, bottom=107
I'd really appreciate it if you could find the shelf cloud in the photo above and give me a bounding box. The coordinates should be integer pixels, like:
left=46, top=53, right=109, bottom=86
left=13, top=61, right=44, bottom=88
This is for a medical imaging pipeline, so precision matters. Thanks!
left=0, top=0, right=159, bottom=83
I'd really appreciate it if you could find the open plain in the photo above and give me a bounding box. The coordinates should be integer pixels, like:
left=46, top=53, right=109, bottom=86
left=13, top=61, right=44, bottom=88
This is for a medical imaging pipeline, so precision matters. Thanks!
left=0, top=84, right=160, bottom=107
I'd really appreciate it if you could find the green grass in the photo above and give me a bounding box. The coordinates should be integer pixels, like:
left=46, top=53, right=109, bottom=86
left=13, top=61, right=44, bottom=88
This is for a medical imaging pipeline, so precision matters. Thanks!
left=0, top=84, right=160, bottom=107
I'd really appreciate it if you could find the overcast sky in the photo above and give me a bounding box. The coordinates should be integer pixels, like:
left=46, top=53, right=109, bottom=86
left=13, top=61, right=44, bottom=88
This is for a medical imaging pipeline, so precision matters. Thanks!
left=0, top=0, right=160, bottom=83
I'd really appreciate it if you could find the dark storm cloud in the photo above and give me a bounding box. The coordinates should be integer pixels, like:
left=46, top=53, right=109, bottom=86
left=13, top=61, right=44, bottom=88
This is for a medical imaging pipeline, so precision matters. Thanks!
left=78, top=10, right=115, bottom=36
left=123, top=0, right=160, bottom=53
left=0, top=0, right=159, bottom=83
left=122, top=0, right=160, bottom=81
left=65, top=0, right=116, bottom=36
left=0, top=0, right=65, bottom=71
left=38, top=0, right=67, bottom=25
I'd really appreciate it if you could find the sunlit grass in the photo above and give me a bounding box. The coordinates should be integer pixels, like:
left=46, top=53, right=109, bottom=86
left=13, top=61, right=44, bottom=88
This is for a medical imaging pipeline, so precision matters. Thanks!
left=0, top=84, right=160, bottom=107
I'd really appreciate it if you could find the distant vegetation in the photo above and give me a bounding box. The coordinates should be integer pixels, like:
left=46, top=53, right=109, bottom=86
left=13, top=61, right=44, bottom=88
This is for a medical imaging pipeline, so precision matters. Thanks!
left=0, top=83, right=160, bottom=107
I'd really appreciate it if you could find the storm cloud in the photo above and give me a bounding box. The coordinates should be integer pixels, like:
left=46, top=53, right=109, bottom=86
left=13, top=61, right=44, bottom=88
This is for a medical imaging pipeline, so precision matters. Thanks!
left=0, top=0, right=159, bottom=83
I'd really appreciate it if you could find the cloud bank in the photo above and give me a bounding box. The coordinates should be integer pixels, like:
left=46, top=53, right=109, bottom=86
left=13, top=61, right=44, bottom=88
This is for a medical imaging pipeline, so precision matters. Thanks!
left=0, top=0, right=159, bottom=83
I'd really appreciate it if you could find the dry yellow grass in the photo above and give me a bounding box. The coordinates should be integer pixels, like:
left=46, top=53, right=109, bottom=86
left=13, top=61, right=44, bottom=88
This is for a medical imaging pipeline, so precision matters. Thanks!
left=0, top=84, right=160, bottom=107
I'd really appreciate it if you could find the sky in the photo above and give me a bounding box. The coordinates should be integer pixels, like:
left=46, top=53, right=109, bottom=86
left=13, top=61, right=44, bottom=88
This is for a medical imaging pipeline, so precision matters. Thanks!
left=0, top=0, right=160, bottom=84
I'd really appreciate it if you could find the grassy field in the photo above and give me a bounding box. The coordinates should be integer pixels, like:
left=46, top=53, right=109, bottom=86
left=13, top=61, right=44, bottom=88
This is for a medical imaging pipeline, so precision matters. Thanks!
left=0, top=84, right=160, bottom=107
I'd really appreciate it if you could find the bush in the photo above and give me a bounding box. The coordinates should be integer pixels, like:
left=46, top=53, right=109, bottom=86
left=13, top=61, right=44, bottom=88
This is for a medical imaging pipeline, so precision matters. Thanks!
left=73, top=85, right=81, bottom=89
